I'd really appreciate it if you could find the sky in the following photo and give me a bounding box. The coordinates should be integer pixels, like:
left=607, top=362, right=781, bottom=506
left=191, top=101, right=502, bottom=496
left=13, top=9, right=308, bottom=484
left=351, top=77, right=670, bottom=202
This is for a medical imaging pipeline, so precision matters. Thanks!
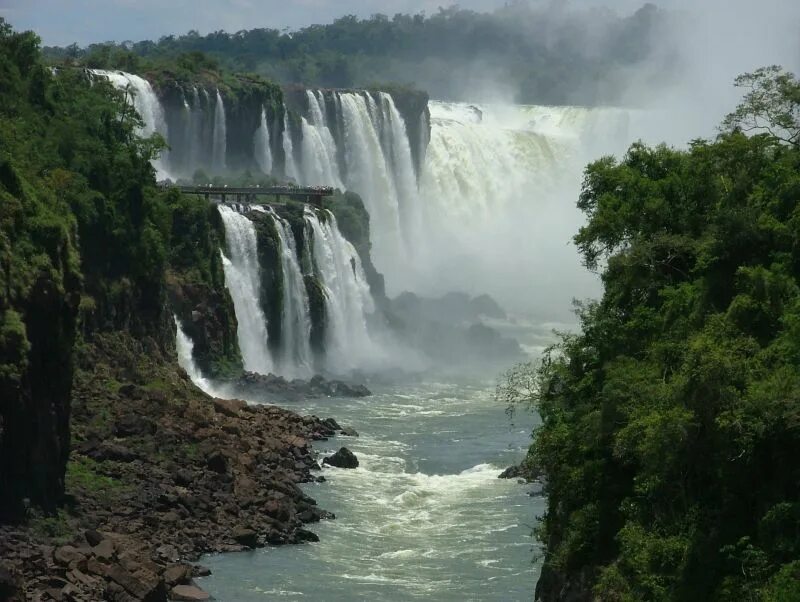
left=1, top=0, right=656, bottom=46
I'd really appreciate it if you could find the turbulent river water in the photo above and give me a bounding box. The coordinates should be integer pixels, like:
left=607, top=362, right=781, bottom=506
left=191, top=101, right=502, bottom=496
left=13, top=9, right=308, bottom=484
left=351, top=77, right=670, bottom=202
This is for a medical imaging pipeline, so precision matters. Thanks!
left=197, top=379, right=542, bottom=601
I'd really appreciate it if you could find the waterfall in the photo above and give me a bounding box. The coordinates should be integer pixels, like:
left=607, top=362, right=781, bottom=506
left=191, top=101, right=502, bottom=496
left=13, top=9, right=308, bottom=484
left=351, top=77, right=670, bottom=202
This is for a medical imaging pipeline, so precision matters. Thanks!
left=254, top=106, right=273, bottom=175
left=377, top=92, right=421, bottom=254
left=300, top=91, right=343, bottom=188
left=335, top=92, right=403, bottom=271
left=174, top=316, right=217, bottom=396
left=218, top=205, right=273, bottom=375
left=304, top=208, right=377, bottom=374
left=90, top=69, right=171, bottom=180
left=269, top=210, right=313, bottom=377
left=282, top=111, right=299, bottom=181
left=212, top=89, right=227, bottom=173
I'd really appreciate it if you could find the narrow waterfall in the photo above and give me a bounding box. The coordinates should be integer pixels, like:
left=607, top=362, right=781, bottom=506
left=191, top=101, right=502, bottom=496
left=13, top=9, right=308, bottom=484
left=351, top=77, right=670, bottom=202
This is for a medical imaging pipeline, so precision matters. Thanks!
left=269, top=210, right=313, bottom=377
left=254, top=106, right=272, bottom=175
left=212, top=89, right=227, bottom=173
left=218, top=205, right=273, bottom=375
left=304, top=208, right=378, bottom=374
left=90, top=69, right=171, bottom=180
left=174, top=316, right=218, bottom=396
left=282, top=111, right=299, bottom=181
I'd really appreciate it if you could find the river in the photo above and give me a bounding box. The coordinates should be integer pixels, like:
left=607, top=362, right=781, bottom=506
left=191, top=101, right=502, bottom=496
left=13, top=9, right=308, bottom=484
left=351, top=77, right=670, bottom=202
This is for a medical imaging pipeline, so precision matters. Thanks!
left=197, top=378, right=543, bottom=600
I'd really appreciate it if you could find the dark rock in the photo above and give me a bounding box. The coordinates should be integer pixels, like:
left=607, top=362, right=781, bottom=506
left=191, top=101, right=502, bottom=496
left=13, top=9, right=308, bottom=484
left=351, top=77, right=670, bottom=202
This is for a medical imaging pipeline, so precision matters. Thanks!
left=294, top=528, right=319, bottom=543
left=498, top=460, right=540, bottom=483
left=85, top=442, right=138, bottom=463
left=339, top=427, right=359, bottom=437
left=84, top=530, right=104, bottom=547
left=191, top=566, right=212, bottom=578
left=0, top=565, right=23, bottom=601
left=114, top=414, right=156, bottom=438
left=206, top=452, right=228, bottom=474
left=322, top=447, right=359, bottom=469
left=232, top=527, right=258, bottom=548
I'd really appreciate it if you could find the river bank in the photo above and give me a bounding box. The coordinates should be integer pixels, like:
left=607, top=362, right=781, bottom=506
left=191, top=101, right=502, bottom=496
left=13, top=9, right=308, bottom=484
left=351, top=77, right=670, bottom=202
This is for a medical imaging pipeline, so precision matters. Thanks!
left=0, top=333, right=354, bottom=601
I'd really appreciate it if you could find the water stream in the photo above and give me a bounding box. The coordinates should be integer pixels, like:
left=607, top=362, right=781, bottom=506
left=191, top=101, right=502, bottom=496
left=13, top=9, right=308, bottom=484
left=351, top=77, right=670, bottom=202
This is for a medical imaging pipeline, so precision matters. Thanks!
left=198, top=379, right=542, bottom=601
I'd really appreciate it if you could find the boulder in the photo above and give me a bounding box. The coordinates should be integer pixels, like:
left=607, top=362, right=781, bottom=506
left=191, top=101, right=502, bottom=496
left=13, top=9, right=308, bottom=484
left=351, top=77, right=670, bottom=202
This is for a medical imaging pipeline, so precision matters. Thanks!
left=339, top=426, right=359, bottom=437
left=232, top=527, right=258, bottom=548
left=322, top=447, right=359, bottom=469
left=54, top=546, right=86, bottom=567
left=171, top=584, right=211, bottom=601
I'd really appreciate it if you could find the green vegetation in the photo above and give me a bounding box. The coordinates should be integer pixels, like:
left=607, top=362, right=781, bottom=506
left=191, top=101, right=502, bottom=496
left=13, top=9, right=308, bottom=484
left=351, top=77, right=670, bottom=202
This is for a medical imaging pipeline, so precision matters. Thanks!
left=43, top=4, right=670, bottom=106
left=504, top=67, right=800, bottom=600
left=65, top=456, right=125, bottom=493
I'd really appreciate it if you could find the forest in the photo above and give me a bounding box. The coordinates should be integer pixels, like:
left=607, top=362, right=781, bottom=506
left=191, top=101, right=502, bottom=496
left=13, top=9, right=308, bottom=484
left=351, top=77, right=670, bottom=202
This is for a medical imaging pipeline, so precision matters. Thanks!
left=505, top=66, right=800, bottom=600
left=43, top=2, right=671, bottom=106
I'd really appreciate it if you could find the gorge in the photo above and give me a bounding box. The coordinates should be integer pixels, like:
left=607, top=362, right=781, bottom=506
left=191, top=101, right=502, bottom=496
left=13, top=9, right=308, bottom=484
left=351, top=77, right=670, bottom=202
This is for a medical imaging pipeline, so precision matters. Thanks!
left=4, top=3, right=800, bottom=600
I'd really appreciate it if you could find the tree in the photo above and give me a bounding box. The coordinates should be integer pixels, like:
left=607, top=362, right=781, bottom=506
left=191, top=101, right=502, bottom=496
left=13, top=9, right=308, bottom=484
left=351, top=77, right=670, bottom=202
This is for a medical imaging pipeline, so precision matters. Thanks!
left=722, top=66, right=800, bottom=146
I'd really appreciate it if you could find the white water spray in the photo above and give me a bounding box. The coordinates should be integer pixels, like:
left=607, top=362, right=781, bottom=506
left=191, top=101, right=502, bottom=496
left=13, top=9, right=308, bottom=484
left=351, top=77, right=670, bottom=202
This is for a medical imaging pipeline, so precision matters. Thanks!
left=212, top=89, right=227, bottom=173
left=254, top=106, right=273, bottom=175
left=174, top=316, right=218, bottom=396
left=304, top=208, right=379, bottom=373
left=218, top=205, right=273, bottom=375
left=269, top=210, right=314, bottom=377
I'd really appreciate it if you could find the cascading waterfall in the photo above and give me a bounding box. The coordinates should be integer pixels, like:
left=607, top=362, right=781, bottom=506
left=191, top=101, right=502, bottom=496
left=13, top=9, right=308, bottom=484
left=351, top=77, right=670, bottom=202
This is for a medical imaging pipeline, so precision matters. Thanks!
left=299, top=90, right=343, bottom=188
left=90, top=69, right=171, bottom=180
left=335, top=92, right=403, bottom=270
left=253, top=106, right=273, bottom=175
left=212, top=90, right=227, bottom=173
left=304, top=207, right=379, bottom=374
left=174, top=316, right=218, bottom=396
left=269, top=209, right=313, bottom=377
left=217, top=205, right=273, bottom=375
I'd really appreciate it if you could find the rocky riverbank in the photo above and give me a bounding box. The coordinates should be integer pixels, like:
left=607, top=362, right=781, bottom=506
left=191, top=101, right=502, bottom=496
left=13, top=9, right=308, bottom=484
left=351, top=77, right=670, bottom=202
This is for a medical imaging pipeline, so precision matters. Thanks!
left=0, top=333, right=354, bottom=601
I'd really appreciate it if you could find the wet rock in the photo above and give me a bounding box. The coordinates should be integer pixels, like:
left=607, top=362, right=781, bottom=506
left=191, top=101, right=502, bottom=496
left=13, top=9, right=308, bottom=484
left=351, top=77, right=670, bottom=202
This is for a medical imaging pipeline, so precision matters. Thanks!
left=339, top=426, right=359, bottom=437
left=227, top=371, right=371, bottom=402
left=322, top=447, right=359, bottom=469
left=498, top=461, right=540, bottom=483
left=232, top=527, right=258, bottom=548
left=294, top=528, right=320, bottom=543
left=171, top=584, right=211, bottom=601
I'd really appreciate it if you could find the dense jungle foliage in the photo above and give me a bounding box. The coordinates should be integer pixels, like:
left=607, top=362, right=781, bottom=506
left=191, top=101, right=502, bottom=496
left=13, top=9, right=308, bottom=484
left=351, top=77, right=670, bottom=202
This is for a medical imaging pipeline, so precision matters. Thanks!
left=509, top=67, right=800, bottom=600
left=43, top=2, right=671, bottom=106
left=0, top=18, right=231, bottom=514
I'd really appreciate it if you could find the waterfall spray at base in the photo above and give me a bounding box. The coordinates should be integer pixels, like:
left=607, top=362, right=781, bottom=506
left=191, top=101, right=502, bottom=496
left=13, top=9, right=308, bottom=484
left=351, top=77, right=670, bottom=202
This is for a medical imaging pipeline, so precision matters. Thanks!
left=304, top=208, right=382, bottom=374
left=218, top=205, right=273, bottom=375
left=174, top=316, right=218, bottom=397
left=270, top=209, right=314, bottom=378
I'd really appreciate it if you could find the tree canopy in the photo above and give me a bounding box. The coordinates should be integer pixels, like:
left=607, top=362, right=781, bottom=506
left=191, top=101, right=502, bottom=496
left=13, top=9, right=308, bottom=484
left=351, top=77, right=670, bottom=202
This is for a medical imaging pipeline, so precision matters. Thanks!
left=43, top=3, right=673, bottom=106
left=507, top=68, right=800, bottom=600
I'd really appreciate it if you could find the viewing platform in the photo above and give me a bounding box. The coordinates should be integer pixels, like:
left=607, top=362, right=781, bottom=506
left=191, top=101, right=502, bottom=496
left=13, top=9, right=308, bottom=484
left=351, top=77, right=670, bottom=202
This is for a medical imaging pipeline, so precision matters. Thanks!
left=165, top=184, right=335, bottom=205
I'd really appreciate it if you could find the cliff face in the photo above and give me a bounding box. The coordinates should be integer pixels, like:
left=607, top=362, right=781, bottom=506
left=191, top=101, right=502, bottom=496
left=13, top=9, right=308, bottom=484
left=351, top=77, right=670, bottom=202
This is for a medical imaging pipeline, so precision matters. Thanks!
left=0, top=155, right=82, bottom=519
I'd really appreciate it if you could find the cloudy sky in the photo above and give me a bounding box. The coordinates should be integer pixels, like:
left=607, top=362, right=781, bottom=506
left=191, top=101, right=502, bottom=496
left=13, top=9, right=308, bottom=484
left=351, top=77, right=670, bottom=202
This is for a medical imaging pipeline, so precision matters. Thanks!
left=1, top=0, right=653, bottom=46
